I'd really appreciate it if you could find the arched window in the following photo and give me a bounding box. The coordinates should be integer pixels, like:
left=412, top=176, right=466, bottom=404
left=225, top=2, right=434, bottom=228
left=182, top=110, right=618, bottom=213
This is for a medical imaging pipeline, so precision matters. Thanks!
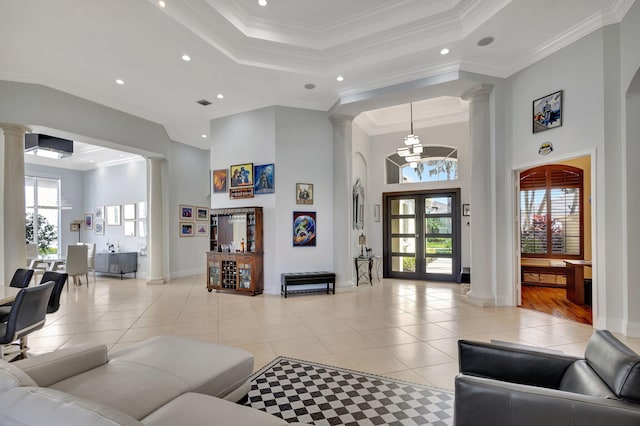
left=386, top=146, right=458, bottom=184
left=520, top=165, right=583, bottom=258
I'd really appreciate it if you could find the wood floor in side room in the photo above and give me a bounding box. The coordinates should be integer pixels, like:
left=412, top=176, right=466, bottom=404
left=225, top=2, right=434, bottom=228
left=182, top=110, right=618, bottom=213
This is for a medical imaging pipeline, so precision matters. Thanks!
left=520, top=285, right=592, bottom=325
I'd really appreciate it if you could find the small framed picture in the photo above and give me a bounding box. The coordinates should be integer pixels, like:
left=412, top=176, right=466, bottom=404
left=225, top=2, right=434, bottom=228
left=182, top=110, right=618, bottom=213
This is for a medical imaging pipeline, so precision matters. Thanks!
left=180, top=221, right=194, bottom=237
left=106, top=205, right=121, bottom=226
left=138, top=221, right=146, bottom=238
left=123, top=203, right=136, bottom=220
left=84, top=214, right=93, bottom=230
left=95, top=222, right=105, bottom=235
left=254, top=163, right=275, bottom=194
left=293, top=211, right=316, bottom=247
left=463, top=204, right=471, bottom=216
left=533, top=90, right=563, bottom=133
left=138, top=201, right=147, bottom=219
left=212, top=169, right=228, bottom=193
left=195, top=223, right=209, bottom=237
left=296, top=183, right=313, bottom=205
left=95, top=206, right=104, bottom=220
left=374, top=204, right=381, bottom=222
left=124, top=220, right=136, bottom=237
left=196, top=206, right=209, bottom=221
left=229, top=163, right=253, bottom=189
left=180, top=205, right=194, bottom=220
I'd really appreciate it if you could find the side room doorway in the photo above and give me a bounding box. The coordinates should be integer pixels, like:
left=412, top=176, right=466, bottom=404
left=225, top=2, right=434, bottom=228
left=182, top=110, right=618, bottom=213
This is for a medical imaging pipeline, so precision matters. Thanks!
left=383, top=189, right=461, bottom=282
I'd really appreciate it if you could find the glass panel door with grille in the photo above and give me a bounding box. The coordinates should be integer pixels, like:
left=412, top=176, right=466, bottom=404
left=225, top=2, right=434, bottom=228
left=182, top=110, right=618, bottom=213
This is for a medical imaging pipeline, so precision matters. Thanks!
left=385, top=190, right=460, bottom=281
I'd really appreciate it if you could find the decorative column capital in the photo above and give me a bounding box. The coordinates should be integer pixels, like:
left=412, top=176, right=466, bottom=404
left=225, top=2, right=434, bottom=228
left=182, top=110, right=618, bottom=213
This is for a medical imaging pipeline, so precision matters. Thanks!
left=329, top=114, right=354, bottom=128
left=0, top=123, right=30, bottom=137
left=461, top=84, right=493, bottom=103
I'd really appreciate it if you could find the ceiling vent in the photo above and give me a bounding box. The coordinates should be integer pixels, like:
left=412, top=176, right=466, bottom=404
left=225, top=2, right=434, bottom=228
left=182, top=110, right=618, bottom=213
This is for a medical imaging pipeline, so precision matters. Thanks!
left=196, top=99, right=212, bottom=106
left=25, top=134, right=73, bottom=159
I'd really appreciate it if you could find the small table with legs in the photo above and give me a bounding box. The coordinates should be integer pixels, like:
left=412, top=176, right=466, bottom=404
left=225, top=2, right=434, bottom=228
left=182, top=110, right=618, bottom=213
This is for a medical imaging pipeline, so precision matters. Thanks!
left=354, top=257, right=373, bottom=286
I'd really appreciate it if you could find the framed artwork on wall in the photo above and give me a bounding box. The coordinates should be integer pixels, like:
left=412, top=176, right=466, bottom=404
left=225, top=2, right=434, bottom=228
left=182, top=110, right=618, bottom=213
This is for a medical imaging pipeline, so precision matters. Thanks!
left=229, top=163, right=253, bottom=188
left=293, top=211, right=316, bottom=247
left=106, top=205, right=121, bottom=226
left=254, top=163, right=275, bottom=194
left=196, top=207, right=209, bottom=221
left=296, top=183, right=313, bottom=204
left=138, top=221, right=146, bottom=238
left=138, top=201, right=147, bottom=219
left=180, top=205, right=194, bottom=220
left=123, top=203, right=136, bottom=220
left=95, top=222, right=105, bottom=235
left=95, top=206, right=104, bottom=220
left=195, top=223, right=209, bottom=237
left=533, top=90, right=563, bottom=133
left=84, top=214, right=93, bottom=230
left=462, top=204, right=471, bottom=216
left=180, top=222, right=194, bottom=237
left=212, top=169, right=228, bottom=193
left=124, top=221, right=136, bottom=237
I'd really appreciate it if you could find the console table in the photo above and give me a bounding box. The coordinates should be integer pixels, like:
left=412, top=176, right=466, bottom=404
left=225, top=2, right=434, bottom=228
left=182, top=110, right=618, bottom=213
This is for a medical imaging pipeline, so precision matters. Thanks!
left=95, top=251, right=138, bottom=279
left=354, top=257, right=373, bottom=286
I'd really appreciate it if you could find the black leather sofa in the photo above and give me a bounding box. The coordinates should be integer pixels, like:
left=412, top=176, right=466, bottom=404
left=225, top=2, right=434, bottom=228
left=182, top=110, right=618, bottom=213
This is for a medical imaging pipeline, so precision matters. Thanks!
left=455, top=330, right=640, bottom=425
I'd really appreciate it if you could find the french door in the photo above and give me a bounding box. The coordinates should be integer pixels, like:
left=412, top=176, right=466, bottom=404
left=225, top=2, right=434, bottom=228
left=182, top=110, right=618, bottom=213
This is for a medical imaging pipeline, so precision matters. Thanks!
left=383, top=189, right=461, bottom=282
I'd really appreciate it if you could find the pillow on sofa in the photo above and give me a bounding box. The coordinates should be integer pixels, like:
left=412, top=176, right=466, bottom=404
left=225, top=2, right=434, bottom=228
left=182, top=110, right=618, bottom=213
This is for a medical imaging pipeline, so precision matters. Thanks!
left=0, top=359, right=37, bottom=392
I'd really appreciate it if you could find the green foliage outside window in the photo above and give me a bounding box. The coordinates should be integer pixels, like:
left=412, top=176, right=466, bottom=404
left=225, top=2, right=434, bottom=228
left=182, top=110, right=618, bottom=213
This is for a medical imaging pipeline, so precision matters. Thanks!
left=25, top=213, right=57, bottom=254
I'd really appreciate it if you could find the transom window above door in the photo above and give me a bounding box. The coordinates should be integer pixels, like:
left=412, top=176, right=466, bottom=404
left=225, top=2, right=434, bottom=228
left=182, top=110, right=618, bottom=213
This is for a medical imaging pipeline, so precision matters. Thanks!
left=386, top=146, right=458, bottom=184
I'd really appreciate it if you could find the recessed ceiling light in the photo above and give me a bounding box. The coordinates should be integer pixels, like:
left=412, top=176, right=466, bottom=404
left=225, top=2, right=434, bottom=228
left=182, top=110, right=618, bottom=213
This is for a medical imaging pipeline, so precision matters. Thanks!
left=158, top=0, right=166, bottom=8
left=181, top=54, right=191, bottom=62
left=258, top=0, right=267, bottom=6
left=115, top=79, right=124, bottom=85
left=440, top=48, right=450, bottom=55
left=89, top=160, right=95, bottom=163
left=119, top=154, right=125, bottom=157
left=336, top=75, right=344, bottom=82
left=201, top=134, right=207, bottom=138
left=217, top=93, right=224, bottom=99
left=478, top=36, right=494, bottom=47
left=304, top=83, right=316, bottom=90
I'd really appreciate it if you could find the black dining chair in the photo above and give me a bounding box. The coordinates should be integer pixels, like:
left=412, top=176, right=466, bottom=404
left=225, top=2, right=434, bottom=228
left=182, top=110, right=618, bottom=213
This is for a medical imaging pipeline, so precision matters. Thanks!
left=0, top=281, right=54, bottom=361
left=40, top=271, right=68, bottom=314
left=10, top=268, right=34, bottom=288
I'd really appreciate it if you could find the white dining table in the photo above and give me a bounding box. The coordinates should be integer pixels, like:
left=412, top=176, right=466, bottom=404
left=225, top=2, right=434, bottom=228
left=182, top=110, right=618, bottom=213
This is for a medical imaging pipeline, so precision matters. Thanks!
left=0, top=286, right=21, bottom=305
left=28, top=256, right=66, bottom=272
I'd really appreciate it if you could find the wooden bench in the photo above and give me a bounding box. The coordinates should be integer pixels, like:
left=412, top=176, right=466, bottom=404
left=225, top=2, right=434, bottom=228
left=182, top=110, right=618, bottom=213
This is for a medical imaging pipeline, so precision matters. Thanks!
left=280, top=272, right=336, bottom=298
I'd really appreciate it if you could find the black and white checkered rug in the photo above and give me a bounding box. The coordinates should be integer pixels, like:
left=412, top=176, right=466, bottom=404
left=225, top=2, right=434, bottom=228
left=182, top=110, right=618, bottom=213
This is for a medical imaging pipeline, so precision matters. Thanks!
left=246, top=356, right=454, bottom=425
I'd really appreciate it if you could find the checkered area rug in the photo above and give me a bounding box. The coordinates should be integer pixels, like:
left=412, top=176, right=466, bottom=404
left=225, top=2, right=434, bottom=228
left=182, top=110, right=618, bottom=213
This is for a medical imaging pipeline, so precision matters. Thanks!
left=246, top=356, right=454, bottom=425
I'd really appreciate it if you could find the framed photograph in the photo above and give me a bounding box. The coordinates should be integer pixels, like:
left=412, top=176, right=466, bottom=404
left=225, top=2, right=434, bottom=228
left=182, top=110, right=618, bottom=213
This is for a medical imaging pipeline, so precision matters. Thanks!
left=196, top=206, right=209, bottom=221
left=229, top=163, right=253, bottom=188
left=95, top=222, right=105, bottom=235
left=180, top=221, right=194, bottom=237
left=463, top=204, right=471, bottom=216
left=293, top=211, right=316, bottom=247
left=138, top=221, right=146, bottom=238
left=212, top=169, right=228, bottom=193
left=138, top=201, right=147, bottom=219
left=106, top=205, right=121, bottom=226
left=254, top=163, right=275, bottom=194
left=296, top=183, right=313, bottom=205
left=195, top=223, right=209, bottom=237
left=374, top=204, right=381, bottom=222
left=70, top=222, right=80, bottom=232
left=124, top=220, right=136, bottom=237
left=533, top=90, right=563, bottom=133
left=84, top=214, right=93, bottom=230
left=123, top=203, right=136, bottom=220
left=95, top=206, right=104, bottom=220
left=180, top=205, right=194, bottom=220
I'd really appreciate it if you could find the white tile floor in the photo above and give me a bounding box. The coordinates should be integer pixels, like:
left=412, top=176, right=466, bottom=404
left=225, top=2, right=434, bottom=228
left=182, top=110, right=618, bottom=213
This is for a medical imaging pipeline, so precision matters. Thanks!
left=27, top=275, right=640, bottom=391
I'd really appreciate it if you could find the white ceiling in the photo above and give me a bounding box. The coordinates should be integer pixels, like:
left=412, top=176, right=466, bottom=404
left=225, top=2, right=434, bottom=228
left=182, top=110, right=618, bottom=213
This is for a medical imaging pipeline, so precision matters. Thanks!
left=25, top=140, right=143, bottom=171
left=1, top=0, right=634, bottom=159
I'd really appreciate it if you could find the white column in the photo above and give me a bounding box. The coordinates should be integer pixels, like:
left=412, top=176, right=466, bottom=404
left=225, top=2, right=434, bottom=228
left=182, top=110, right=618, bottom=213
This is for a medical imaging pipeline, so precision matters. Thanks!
left=146, top=157, right=165, bottom=284
left=462, top=86, right=496, bottom=306
left=1, top=123, right=29, bottom=284
left=330, top=114, right=355, bottom=286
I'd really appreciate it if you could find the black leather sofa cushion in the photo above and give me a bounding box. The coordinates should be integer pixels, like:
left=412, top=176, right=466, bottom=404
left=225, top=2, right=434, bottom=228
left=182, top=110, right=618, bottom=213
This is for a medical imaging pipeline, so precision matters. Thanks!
left=559, top=360, right=616, bottom=398
left=585, top=330, right=640, bottom=403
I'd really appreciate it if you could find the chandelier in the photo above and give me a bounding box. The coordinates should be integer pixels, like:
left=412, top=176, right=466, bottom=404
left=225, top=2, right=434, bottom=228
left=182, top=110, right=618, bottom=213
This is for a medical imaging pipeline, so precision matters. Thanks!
left=396, top=102, right=423, bottom=168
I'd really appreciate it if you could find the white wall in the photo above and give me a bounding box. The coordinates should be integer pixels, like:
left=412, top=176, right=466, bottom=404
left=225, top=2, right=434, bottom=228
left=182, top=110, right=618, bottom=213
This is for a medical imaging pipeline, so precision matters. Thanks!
left=209, top=106, right=333, bottom=294
left=364, top=120, right=471, bottom=268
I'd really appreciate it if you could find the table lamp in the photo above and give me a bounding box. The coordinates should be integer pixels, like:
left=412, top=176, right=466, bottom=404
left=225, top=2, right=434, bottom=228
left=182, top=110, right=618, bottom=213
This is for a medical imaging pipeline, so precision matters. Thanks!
left=359, top=233, right=366, bottom=257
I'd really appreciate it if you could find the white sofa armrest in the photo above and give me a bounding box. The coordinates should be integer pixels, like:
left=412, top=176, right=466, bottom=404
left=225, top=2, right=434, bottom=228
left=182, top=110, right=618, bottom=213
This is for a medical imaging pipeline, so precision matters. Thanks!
left=13, top=345, right=109, bottom=387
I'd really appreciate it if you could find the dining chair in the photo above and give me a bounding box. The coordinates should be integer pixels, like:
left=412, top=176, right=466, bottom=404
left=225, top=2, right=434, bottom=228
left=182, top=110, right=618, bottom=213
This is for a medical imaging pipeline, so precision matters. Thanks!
left=64, top=245, right=89, bottom=287
left=0, top=271, right=67, bottom=323
left=9, top=269, right=34, bottom=289
left=78, top=242, right=97, bottom=282
left=25, top=244, right=46, bottom=282
left=0, top=281, right=54, bottom=361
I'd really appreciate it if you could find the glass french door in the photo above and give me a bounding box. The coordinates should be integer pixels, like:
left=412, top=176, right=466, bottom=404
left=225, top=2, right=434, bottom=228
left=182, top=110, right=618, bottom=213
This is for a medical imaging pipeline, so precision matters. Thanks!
left=384, top=190, right=460, bottom=282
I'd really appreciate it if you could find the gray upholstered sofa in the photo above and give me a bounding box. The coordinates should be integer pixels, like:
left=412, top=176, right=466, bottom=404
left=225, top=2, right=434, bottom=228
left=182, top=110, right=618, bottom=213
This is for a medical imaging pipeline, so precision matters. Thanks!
left=0, top=335, right=305, bottom=425
left=455, top=329, right=640, bottom=426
